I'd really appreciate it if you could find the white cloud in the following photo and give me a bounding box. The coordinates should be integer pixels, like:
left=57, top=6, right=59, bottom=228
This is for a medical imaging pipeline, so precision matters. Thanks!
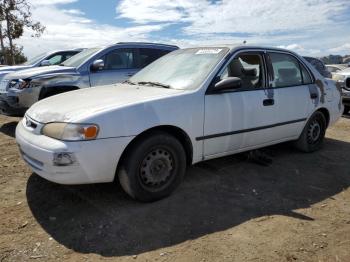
left=10, top=0, right=350, bottom=58
left=29, top=0, right=77, bottom=6
left=116, top=0, right=350, bottom=56
left=117, top=0, right=348, bottom=34
left=117, top=0, right=194, bottom=24
left=329, top=43, right=350, bottom=53
left=17, top=0, right=170, bottom=58
left=62, top=9, right=85, bottom=16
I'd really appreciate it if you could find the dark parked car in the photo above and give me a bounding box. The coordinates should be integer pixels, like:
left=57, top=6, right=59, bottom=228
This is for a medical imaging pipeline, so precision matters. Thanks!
left=303, top=56, right=332, bottom=79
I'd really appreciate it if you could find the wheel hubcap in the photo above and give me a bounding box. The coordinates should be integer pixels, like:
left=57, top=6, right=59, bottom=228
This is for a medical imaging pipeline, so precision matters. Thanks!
left=140, top=148, right=174, bottom=188
left=307, top=120, right=321, bottom=144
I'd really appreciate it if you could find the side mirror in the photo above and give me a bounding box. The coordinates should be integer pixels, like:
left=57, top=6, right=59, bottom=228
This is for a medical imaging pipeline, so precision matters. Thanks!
left=40, top=60, right=51, bottom=66
left=214, top=77, right=242, bottom=92
left=91, top=59, right=104, bottom=71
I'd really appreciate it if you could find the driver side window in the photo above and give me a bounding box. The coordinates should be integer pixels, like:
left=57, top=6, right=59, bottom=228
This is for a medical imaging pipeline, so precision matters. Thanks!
left=99, top=49, right=135, bottom=70
left=47, top=54, right=63, bottom=65
left=220, top=53, right=265, bottom=90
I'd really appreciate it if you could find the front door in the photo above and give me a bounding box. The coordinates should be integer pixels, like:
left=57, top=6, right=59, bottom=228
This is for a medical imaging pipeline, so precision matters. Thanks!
left=203, top=51, right=280, bottom=158
left=89, top=48, right=139, bottom=87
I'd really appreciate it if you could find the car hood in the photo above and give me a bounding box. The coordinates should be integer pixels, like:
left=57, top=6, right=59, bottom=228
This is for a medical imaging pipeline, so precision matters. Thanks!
left=4, top=65, right=77, bottom=80
left=0, top=65, right=31, bottom=72
left=26, top=84, right=186, bottom=123
left=336, top=68, right=350, bottom=76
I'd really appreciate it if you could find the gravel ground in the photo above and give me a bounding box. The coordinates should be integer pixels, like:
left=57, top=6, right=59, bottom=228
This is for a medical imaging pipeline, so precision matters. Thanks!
left=0, top=114, right=349, bottom=262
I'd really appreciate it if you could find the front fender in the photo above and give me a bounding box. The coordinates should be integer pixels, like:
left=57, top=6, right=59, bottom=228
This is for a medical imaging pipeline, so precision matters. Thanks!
left=16, top=74, right=88, bottom=108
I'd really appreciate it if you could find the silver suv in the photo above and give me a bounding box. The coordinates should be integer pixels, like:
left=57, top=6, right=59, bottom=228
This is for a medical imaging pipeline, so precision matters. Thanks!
left=0, top=49, right=83, bottom=81
left=0, top=42, right=178, bottom=116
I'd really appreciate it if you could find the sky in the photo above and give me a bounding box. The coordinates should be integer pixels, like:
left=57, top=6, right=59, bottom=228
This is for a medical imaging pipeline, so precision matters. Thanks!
left=17, top=0, right=350, bottom=58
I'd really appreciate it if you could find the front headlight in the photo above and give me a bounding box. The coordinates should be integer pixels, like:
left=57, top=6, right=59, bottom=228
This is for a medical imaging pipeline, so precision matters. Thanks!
left=42, top=122, right=99, bottom=141
left=10, top=79, right=31, bottom=90
left=333, top=74, right=346, bottom=82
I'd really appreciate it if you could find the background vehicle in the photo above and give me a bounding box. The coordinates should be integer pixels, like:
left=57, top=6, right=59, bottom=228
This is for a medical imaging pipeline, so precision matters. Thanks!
left=332, top=67, right=350, bottom=114
left=326, top=64, right=348, bottom=77
left=0, top=48, right=83, bottom=81
left=303, top=56, right=332, bottom=78
left=0, top=42, right=178, bottom=116
left=16, top=46, right=343, bottom=202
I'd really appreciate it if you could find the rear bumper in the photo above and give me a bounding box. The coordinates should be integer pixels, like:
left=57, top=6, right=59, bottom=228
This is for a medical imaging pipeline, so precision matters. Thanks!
left=0, top=95, right=27, bottom=116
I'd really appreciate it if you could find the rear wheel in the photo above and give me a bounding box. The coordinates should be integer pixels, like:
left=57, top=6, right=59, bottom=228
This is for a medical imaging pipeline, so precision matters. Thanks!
left=118, top=131, right=186, bottom=202
left=295, top=111, right=326, bottom=153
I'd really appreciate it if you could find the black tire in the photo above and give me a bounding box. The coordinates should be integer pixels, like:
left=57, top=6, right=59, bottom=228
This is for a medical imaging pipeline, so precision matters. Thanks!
left=295, top=111, right=326, bottom=153
left=118, top=131, right=187, bottom=202
left=344, top=106, right=350, bottom=115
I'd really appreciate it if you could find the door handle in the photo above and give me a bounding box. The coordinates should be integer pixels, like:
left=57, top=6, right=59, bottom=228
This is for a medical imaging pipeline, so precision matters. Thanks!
left=263, top=98, right=274, bottom=106
left=310, top=93, right=318, bottom=99
left=126, top=73, right=134, bottom=77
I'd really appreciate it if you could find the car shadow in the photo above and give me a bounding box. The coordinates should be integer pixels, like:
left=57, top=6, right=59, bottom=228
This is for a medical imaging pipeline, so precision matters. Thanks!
left=0, top=121, right=18, bottom=138
left=26, top=138, right=350, bottom=257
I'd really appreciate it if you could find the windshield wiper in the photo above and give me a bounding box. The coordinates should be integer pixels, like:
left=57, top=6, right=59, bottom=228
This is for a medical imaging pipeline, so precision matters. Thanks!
left=137, top=81, right=171, bottom=89
left=123, top=79, right=136, bottom=85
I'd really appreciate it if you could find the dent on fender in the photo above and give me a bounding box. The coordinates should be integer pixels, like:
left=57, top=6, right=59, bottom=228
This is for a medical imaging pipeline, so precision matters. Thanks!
left=335, top=81, right=343, bottom=111
left=315, top=79, right=326, bottom=104
left=17, top=74, right=81, bottom=108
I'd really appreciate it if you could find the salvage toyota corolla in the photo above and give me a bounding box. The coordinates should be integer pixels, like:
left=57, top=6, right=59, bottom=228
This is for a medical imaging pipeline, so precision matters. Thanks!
left=16, top=46, right=343, bottom=202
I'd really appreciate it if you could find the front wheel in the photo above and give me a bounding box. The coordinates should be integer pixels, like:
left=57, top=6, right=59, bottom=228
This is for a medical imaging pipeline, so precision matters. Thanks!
left=118, top=131, right=186, bottom=202
left=294, top=111, right=326, bottom=153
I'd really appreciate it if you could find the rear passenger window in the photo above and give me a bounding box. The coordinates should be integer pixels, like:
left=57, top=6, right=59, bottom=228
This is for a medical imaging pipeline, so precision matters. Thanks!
left=269, top=53, right=312, bottom=87
left=139, top=48, right=170, bottom=68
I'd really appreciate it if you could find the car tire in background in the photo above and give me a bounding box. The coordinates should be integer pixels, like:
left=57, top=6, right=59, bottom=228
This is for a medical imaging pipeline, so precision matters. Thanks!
left=344, top=106, right=350, bottom=115
left=295, top=111, right=327, bottom=153
left=118, top=131, right=186, bottom=202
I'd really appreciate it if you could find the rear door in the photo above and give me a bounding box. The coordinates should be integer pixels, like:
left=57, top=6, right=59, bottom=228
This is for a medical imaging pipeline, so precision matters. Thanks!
left=89, top=48, right=138, bottom=87
left=266, top=51, right=314, bottom=140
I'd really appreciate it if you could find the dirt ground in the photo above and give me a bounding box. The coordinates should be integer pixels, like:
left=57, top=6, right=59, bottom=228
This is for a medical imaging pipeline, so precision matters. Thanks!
left=0, top=114, right=349, bottom=262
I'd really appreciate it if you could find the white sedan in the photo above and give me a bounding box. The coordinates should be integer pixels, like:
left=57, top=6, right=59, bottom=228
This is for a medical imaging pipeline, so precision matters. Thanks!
left=16, top=46, right=343, bottom=202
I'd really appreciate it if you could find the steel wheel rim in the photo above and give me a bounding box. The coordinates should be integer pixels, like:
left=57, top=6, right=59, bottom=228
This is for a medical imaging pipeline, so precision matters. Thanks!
left=139, top=147, right=174, bottom=190
left=307, top=119, right=322, bottom=144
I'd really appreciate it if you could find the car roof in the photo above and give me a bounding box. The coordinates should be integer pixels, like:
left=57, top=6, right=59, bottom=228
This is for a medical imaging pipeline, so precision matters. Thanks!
left=179, top=45, right=304, bottom=57
left=46, top=48, right=85, bottom=55
left=105, top=42, right=179, bottom=50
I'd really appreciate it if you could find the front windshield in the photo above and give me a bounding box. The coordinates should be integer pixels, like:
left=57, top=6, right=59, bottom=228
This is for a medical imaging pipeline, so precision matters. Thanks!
left=61, top=48, right=101, bottom=67
left=22, top=52, right=47, bottom=65
left=130, top=47, right=229, bottom=90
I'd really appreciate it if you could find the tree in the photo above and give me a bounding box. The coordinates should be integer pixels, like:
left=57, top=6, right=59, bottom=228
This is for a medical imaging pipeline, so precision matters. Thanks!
left=0, top=0, right=45, bottom=65
left=0, top=44, right=26, bottom=64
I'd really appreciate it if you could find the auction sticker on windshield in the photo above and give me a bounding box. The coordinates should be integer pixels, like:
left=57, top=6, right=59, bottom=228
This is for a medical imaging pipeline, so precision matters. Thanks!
left=0, top=80, right=8, bottom=93
left=195, top=49, right=222, bottom=55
